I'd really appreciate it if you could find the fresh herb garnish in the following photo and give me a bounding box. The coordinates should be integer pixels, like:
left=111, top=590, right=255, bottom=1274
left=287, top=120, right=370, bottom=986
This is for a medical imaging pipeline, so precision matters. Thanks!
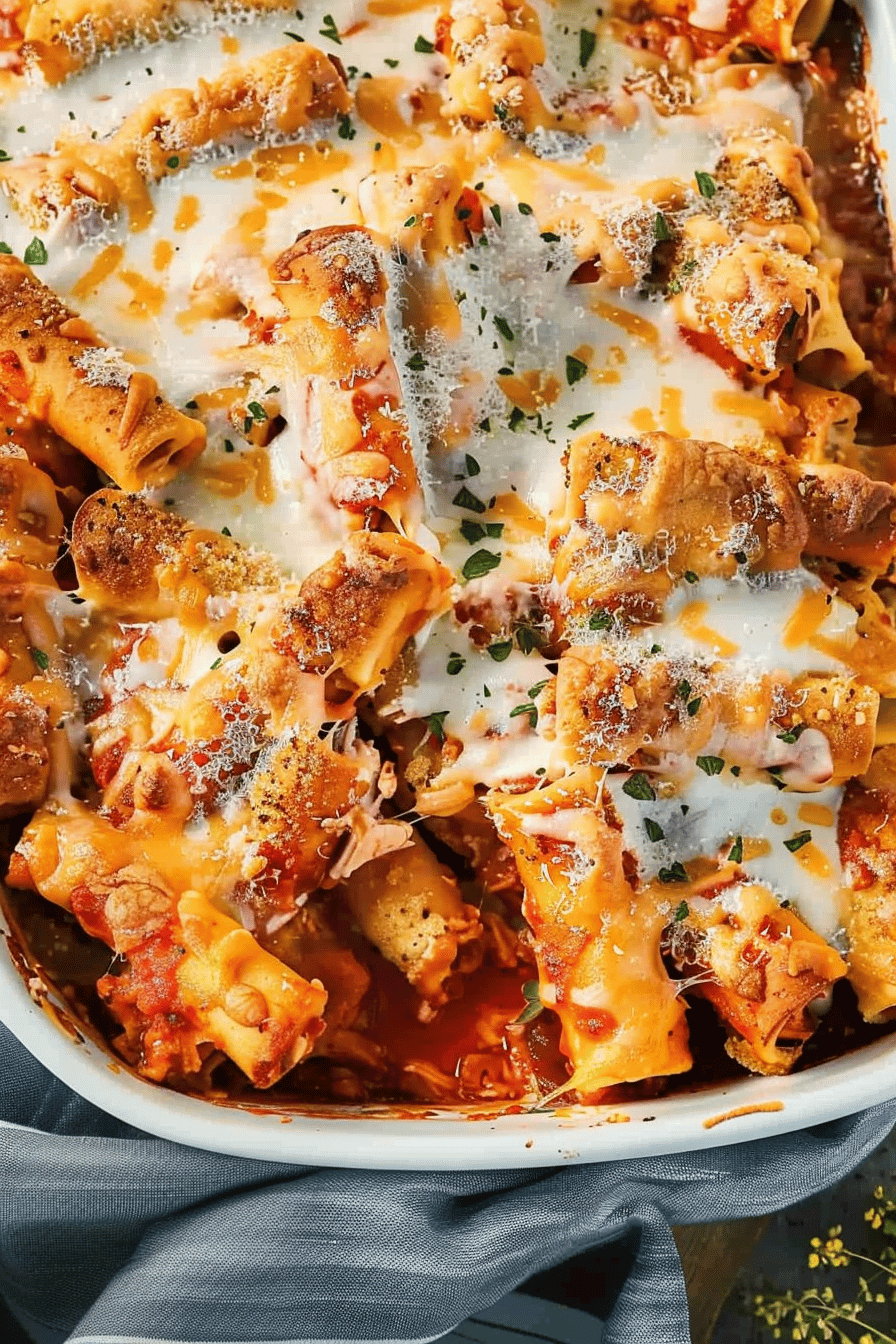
left=425, top=711, right=449, bottom=743
left=565, top=354, right=588, bottom=385
left=696, top=755, right=725, bottom=776
left=589, top=610, right=613, bottom=631
left=579, top=27, right=596, bottom=67
left=319, top=13, right=342, bottom=43
left=728, top=836, right=743, bottom=864
left=623, top=771, right=656, bottom=801
left=510, top=702, right=538, bottom=728
left=487, top=639, right=513, bottom=662
left=784, top=830, right=812, bottom=853
left=568, top=412, right=594, bottom=430
left=654, top=211, right=672, bottom=243
left=414, top=33, right=434, bottom=52
left=659, top=863, right=689, bottom=884
left=452, top=485, right=487, bottom=514
left=673, top=899, right=689, bottom=921
left=446, top=653, right=465, bottom=676
left=29, top=646, right=49, bottom=671
left=462, top=549, right=501, bottom=581
left=695, top=170, right=717, bottom=199
left=494, top=314, right=514, bottom=341
left=644, top=818, right=665, bottom=843
left=23, top=237, right=47, bottom=266
left=513, top=980, right=543, bottom=1025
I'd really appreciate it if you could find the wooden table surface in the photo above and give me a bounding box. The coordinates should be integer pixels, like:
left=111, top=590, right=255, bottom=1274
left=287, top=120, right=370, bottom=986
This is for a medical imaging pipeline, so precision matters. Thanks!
left=673, top=1217, right=770, bottom=1343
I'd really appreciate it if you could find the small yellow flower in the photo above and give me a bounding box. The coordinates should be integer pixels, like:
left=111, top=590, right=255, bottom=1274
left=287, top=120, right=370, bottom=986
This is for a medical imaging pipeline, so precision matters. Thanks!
left=807, top=1253, right=820, bottom=1269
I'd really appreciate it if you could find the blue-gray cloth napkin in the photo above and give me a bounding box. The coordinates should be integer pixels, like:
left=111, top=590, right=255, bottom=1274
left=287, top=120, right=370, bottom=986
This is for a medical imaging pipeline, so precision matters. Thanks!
left=1, top=1023, right=892, bottom=1344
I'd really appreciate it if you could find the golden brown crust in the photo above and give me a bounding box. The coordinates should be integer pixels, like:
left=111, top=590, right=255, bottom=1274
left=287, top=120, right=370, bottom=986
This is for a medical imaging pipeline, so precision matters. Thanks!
left=0, top=257, right=205, bottom=490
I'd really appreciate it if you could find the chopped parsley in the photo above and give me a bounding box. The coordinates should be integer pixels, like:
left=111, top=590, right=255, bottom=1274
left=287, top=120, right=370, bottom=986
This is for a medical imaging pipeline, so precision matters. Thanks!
left=513, top=980, right=543, bottom=1025
left=23, top=237, right=47, bottom=266
left=508, top=406, right=527, bottom=431
left=462, top=549, right=501, bottom=581
left=490, top=203, right=502, bottom=226
left=696, top=755, right=725, bottom=776
left=406, top=351, right=426, bottom=371
left=452, top=485, right=487, bottom=514
left=221, top=526, right=232, bottom=537
left=568, top=412, right=595, bottom=430
left=0, top=243, right=11, bottom=254
left=487, top=639, right=513, bottom=662
left=728, top=836, right=743, bottom=864
left=623, top=771, right=656, bottom=801
left=403, top=215, right=417, bottom=227
left=673, top=900, right=689, bottom=921
left=659, top=863, right=689, bottom=884
left=284, top=30, right=305, bottom=41
left=654, top=211, right=673, bottom=243
left=776, top=724, right=806, bottom=744
left=540, top=231, right=561, bottom=243
left=683, top=570, right=699, bottom=584
left=425, top=711, right=449, bottom=743
left=515, top=625, right=544, bottom=655
left=510, top=702, right=538, bottom=729
left=464, top=453, right=480, bottom=476
left=337, top=113, right=356, bottom=140
left=686, top=697, right=702, bottom=717
left=518, top=202, right=533, bottom=215
left=384, top=57, right=399, bottom=67
left=588, top=610, right=613, bottom=631
left=494, top=314, right=514, bottom=341
left=414, top=33, right=434, bottom=52
left=166, top=155, right=180, bottom=169
left=210, top=657, right=223, bottom=671
left=29, top=646, right=49, bottom=671
left=528, top=679, right=548, bottom=699
left=446, top=652, right=465, bottom=676
left=644, top=818, right=665, bottom=843
left=460, top=519, right=503, bottom=544
left=565, top=354, right=588, bottom=385
left=319, top=13, right=342, bottom=42
left=784, top=830, right=812, bottom=853
left=223, top=439, right=235, bottom=453
left=695, top=170, right=717, bottom=199
left=579, top=27, right=596, bottom=67
left=246, top=401, right=267, bottom=422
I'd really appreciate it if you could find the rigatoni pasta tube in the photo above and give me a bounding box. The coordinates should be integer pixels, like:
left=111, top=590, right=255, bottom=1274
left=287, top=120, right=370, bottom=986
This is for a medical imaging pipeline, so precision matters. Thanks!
left=0, top=257, right=205, bottom=490
left=666, top=883, right=846, bottom=1075
left=340, top=830, right=483, bottom=1010
left=489, top=771, right=691, bottom=1099
left=612, top=0, right=835, bottom=61
left=1, top=45, right=350, bottom=229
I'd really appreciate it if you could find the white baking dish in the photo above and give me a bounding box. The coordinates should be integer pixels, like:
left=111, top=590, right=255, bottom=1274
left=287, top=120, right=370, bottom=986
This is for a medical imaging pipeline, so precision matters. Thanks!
left=2, top=0, right=896, bottom=1168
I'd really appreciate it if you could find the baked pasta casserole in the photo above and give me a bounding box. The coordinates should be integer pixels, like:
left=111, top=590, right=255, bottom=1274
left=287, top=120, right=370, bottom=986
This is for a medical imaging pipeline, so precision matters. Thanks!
left=0, top=0, right=895, bottom=1110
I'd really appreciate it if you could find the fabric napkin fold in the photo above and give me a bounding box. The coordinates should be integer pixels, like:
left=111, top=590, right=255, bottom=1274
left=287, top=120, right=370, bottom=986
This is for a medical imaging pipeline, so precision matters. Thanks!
left=1, top=1024, right=892, bottom=1344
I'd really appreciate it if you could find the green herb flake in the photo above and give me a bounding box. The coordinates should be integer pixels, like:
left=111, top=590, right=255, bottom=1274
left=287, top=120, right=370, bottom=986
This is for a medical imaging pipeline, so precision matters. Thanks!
left=623, top=771, right=656, bottom=801
left=696, top=755, right=725, bottom=776
left=776, top=724, right=805, bottom=744
left=673, top=899, right=689, bottom=921
left=784, top=830, right=812, bottom=853
left=510, top=702, right=538, bottom=728
left=489, top=203, right=502, bottom=226
left=659, top=863, right=689, bottom=884
left=462, top=549, right=501, bottom=581
left=579, top=27, right=596, bottom=67
left=513, top=980, right=543, bottom=1025
left=246, top=401, right=267, bottom=422
left=728, top=836, right=743, bottom=864
left=683, top=570, right=699, bottom=584
left=654, top=211, right=672, bottom=243
left=166, top=155, right=180, bottom=169
left=284, top=30, right=305, bottom=41
left=515, top=625, right=544, bottom=655
left=644, top=818, right=665, bottom=843
left=589, top=610, right=613, bottom=631
left=568, top=411, right=595, bottom=430
left=29, top=646, right=49, bottom=671
left=0, top=242, right=12, bottom=254
left=425, top=710, right=449, bottom=743
left=384, top=57, right=399, bottom=67
left=487, top=639, right=513, bottom=663
left=23, top=237, right=47, bottom=266
left=221, top=526, right=232, bottom=537
left=494, top=314, right=514, bottom=341
left=460, top=519, right=486, bottom=545
left=414, top=33, right=434, bottom=52
left=337, top=113, right=356, bottom=140
left=452, top=484, right=487, bottom=514
left=518, top=202, right=533, bottom=215
left=528, top=679, right=548, bottom=699
left=686, top=697, right=702, bottom=718
left=446, top=653, right=465, bottom=676
left=695, top=170, right=717, bottom=199
left=540, top=231, right=561, bottom=243
left=210, top=657, right=223, bottom=671
left=223, top=439, right=235, bottom=453
left=565, top=353, right=588, bottom=385
left=464, top=453, right=480, bottom=476
left=406, top=351, right=426, bottom=371
left=319, top=13, right=342, bottom=43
